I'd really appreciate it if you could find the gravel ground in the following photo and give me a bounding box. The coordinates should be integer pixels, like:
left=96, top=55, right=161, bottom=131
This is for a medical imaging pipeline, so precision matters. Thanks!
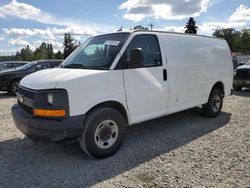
left=0, top=90, right=249, bottom=188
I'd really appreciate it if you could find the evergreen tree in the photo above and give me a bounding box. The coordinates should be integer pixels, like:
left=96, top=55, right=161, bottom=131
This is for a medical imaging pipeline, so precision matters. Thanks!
left=63, top=33, right=75, bottom=59
left=19, top=45, right=33, bottom=61
left=55, top=50, right=63, bottom=59
left=185, top=17, right=198, bottom=34
left=15, top=52, right=22, bottom=61
left=47, top=43, right=54, bottom=59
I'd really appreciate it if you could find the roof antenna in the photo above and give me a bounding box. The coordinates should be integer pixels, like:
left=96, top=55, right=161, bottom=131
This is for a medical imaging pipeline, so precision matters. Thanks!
left=117, top=26, right=123, bottom=32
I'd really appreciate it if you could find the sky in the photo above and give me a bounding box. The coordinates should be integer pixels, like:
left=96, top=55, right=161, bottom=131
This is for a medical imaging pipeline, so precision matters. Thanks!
left=0, top=0, right=250, bottom=55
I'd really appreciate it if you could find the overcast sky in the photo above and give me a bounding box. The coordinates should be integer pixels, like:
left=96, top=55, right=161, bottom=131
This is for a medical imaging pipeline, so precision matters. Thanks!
left=0, top=0, right=250, bottom=55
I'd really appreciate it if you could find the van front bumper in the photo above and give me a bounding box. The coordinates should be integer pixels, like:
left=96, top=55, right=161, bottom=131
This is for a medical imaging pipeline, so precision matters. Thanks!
left=12, top=104, right=85, bottom=142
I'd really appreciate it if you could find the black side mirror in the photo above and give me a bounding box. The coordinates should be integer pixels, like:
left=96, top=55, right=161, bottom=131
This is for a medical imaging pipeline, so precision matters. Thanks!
left=130, top=48, right=143, bottom=66
left=31, top=67, right=38, bottom=72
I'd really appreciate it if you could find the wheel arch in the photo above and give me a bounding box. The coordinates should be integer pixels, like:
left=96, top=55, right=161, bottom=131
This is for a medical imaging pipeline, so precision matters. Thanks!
left=8, top=78, right=20, bottom=92
left=211, top=81, right=225, bottom=97
left=86, top=100, right=129, bottom=124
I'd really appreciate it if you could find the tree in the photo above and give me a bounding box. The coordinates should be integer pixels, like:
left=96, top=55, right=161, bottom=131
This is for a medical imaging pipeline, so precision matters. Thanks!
left=47, top=43, right=54, bottom=59
left=185, top=17, right=198, bottom=34
left=63, top=33, right=75, bottom=59
left=0, top=41, right=58, bottom=61
left=33, top=42, right=47, bottom=60
left=213, top=28, right=240, bottom=52
left=20, top=45, right=33, bottom=61
left=235, top=29, right=250, bottom=54
left=55, top=50, right=63, bottom=59
left=15, top=51, right=22, bottom=61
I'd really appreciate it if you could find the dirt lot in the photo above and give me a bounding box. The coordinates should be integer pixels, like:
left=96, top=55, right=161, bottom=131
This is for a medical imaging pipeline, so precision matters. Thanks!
left=0, top=91, right=249, bottom=187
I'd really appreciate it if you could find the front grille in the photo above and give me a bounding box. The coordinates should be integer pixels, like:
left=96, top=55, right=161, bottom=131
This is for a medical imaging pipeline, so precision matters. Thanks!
left=17, top=86, right=35, bottom=99
left=17, top=86, right=35, bottom=115
left=18, top=101, right=33, bottom=115
left=236, top=69, right=250, bottom=79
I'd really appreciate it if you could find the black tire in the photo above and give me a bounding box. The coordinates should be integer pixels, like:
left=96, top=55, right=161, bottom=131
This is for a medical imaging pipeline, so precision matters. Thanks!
left=9, top=80, right=19, bottom=95
left=27, top=136, right=40, bottom=142
left=233, top=85, right=242, bottom=91
left=78, top=107, right=126, bottom=158
left=202, top=89, right=223, bottom=118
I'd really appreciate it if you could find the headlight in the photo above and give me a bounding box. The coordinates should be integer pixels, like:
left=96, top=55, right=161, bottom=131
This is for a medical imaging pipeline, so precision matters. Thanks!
left=233, top=70, right=237, bottom=76
left=32, top=89, right=69, bottom=118
left=47, top=93, right=53, bottom=105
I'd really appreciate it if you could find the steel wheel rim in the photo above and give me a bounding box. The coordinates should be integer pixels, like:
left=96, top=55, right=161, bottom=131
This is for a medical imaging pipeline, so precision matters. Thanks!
left=13, top=82, right=19, bottom=93
left=212, top=95, right=221, bottom=112
left=94, top=120, right=118, bottom=149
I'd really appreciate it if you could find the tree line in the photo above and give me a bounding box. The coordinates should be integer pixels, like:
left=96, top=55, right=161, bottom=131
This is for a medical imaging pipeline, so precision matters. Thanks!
left=212, top=28, right=250, bottom=54
left=184, top=17, right=250, bottom=54
left=1, top=18, right=250, bottom=62
left=0, top=33, right=79, bottom=62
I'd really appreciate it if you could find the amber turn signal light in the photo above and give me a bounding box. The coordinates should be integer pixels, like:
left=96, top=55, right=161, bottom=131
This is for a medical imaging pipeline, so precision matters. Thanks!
left=33, top=109, right=66, bottom=117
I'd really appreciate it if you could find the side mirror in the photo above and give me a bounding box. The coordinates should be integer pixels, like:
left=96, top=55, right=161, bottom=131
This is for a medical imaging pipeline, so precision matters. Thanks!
left=33, top=64, right=42, bottom=71
left=130, top=48, right=143, bottom=66
left=31, top=67, right=38, bottom=72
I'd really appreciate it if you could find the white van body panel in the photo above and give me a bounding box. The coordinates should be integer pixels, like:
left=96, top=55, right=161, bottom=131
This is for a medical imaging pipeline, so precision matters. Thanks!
left=160, top=33, right=233, bottom=114
left=123, top=66, right=168, bottom=124
left=20, top=68, right=129, bottom=122
left=19, top=31, right=233, bottom=126
left=118, top=32, right=169, bottom=124
left=56, top=69, right=128, bottom=118
left=20, top=68, right=70, bottom=90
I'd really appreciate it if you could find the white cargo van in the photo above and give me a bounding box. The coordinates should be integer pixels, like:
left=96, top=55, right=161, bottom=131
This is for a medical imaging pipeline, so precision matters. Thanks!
left=12, top=31, right=233, bottom=158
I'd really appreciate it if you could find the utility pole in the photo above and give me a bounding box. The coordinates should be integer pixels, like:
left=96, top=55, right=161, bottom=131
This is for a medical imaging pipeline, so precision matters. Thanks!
left=148, top=23, right=154, bottom=30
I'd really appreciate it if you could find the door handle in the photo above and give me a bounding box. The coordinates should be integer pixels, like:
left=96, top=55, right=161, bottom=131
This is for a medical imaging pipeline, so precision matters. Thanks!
left=163, top=69, right=167, bottom=81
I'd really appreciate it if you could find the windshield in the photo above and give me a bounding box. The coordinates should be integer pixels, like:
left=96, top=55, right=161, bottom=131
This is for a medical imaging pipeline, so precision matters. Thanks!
left=15, top=62, right=36, bottom=70
left=0, top=63, right=8, bottom=70
left=62, top=33, right=130, bottom=70
left=245, top=60, right=250, bottom=65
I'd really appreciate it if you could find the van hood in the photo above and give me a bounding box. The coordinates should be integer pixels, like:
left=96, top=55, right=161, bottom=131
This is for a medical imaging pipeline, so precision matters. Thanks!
left=20, top=68, right=107, bottom=90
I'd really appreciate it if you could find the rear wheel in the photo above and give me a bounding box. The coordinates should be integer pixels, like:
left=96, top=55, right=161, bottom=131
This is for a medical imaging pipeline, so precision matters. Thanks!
left=78, top=107, right=126, bottom=158
left=9, top=80, right=20, bottom=95
left=202, top=89, right=223, bottom=118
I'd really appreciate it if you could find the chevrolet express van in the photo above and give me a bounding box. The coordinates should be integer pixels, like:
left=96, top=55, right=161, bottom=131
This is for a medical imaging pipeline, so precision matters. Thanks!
left=12, top=31, right=233, bottom=158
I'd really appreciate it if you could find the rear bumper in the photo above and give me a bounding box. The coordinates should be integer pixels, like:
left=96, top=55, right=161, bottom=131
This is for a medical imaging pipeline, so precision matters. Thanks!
left=233, top=79, right=250, bottom=87
left=12, top=104, right=85, bottom=142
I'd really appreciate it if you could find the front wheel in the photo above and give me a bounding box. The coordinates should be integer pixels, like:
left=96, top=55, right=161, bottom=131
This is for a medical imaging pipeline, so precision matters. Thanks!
left=202, top=89, right=223, bottom=118
left=78, top=107, right=126, bottom=158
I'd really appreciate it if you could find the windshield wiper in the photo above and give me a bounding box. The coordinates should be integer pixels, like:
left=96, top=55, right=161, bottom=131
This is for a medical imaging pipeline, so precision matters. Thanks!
left=63, top=64, right=83, bottom=69
left=81, top=66, right=108, bottom=70
left=63, top=64, right=108, bottom=70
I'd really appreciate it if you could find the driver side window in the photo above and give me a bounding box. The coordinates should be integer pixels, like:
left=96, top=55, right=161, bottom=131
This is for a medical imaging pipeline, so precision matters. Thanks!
left=117, top=34, right=162, bottom=69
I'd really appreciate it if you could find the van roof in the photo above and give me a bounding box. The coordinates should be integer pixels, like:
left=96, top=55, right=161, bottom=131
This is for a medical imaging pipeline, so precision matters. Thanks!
left=100, top=30, right=224, bottom=41
left=131, top=30, right=222, bottom=40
